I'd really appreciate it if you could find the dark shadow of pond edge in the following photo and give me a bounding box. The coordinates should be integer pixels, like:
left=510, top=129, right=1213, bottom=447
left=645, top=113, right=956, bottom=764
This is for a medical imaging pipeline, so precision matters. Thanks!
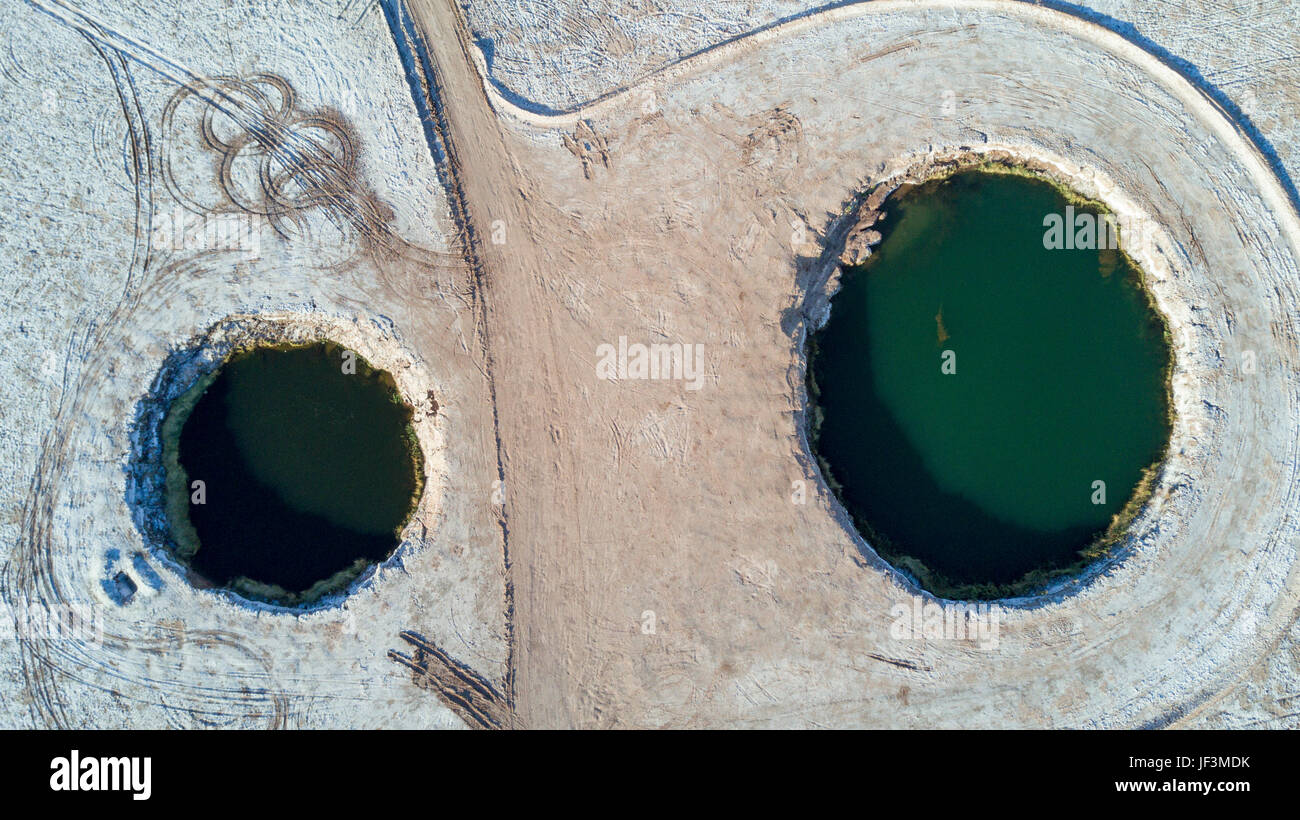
left=789, top=155, right=1178, bottom=604
left=126, top=326, right=427, bottom=611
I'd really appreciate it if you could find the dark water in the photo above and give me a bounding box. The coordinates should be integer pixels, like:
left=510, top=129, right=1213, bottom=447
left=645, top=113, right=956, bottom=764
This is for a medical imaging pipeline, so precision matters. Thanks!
left=809, top=170, right=1171, bottom=597
left=173, top=343, right=421, bottom=598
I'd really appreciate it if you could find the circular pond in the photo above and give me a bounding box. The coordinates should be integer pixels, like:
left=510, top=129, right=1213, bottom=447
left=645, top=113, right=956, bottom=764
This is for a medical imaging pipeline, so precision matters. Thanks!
left=161, top=341, right=424, bottom=606
left=808, top=168, right=1173, bottom=599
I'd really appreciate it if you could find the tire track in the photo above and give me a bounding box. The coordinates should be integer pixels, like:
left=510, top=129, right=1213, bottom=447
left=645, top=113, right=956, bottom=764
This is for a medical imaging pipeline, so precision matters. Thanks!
left=381, top=0, right=518, bottom=725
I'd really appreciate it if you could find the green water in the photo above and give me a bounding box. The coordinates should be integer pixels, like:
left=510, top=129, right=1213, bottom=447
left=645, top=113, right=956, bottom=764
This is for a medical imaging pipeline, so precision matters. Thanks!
left=808, top=169, right=1171, bottom=598
left=165, top=342, right=424, bottom=605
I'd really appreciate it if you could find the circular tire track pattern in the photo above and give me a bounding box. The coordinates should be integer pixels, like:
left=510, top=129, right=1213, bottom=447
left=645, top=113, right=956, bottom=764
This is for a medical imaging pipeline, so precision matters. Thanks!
left=158, top=71, right=438, bottom=263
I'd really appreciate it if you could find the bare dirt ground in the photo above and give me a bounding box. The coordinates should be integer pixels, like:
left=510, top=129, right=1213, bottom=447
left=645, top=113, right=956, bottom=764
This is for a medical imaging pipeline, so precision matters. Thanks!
left=407, top=0, right=1300, bottom=728
left=1, top=0, right=1298, bottom=728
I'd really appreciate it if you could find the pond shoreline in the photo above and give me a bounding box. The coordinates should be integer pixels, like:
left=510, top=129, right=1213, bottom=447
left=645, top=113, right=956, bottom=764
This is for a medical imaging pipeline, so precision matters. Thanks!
left=799, top=147, right=1183, bottom=602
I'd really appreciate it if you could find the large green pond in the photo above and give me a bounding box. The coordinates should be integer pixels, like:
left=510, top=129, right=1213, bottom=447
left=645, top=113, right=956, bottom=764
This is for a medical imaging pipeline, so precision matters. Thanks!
left=808, top=169, right=1172, bottom=599
left=163, top=341, right=424, bottom=606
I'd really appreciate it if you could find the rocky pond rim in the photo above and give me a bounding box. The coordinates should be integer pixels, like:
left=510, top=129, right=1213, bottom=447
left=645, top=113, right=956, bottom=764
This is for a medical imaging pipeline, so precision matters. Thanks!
left=158, top=339, right=428, bottom=608
left=801, top=150, right=1179, bottom=602
left=125, top=313, right=448, bottom=614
